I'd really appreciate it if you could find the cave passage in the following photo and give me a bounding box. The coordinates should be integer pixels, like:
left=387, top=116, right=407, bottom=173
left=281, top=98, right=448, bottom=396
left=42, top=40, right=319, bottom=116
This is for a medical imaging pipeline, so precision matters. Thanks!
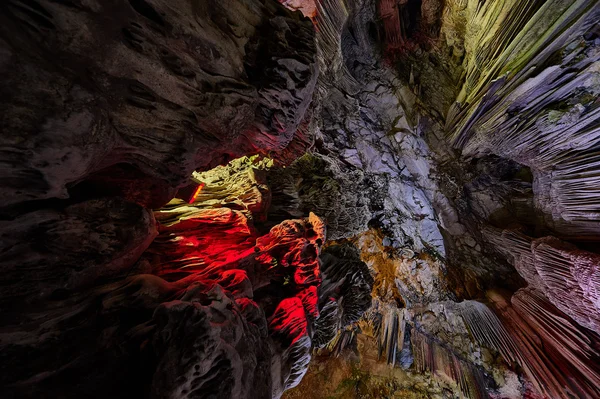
left=1, top=0, right=600, bottom=398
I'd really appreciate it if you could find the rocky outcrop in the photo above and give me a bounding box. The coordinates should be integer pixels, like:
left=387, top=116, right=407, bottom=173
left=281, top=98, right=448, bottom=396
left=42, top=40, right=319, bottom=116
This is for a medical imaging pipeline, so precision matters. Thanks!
left=276, top=0, right=452, bottom=257
left=411, top=330, right=489, bottom=399
left=313, top=244, right=374, bottom=348
left=0, top=0, right=325, bottom=397
left=0, top=195, right=328, bottom=398
left=0, top=0, right=317, bottom=208
left=355, top=229, right=445, bottom=305
left=3, top=0, right=600, bottom=398
left=268, top=154, right=371, bottom=240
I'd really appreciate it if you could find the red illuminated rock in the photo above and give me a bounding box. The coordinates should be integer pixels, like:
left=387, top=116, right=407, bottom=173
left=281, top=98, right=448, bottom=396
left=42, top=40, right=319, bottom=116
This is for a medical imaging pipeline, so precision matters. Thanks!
left=279, top=0, right=318, bottom=19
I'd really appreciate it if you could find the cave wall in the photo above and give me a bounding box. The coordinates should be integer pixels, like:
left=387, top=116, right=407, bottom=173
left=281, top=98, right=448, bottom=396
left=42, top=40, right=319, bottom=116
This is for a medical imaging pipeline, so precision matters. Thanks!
left=0, top=0, right=317, bottom=208
left=0, top=1, right=335, bottom=398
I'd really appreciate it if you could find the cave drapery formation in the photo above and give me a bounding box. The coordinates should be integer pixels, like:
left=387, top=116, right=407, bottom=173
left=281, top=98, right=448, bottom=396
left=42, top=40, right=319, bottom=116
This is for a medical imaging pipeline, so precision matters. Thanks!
left=1, top=0, right=599, bottom=398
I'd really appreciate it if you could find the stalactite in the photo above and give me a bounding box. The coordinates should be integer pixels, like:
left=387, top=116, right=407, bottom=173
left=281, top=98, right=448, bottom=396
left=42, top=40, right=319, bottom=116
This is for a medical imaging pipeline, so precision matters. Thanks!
left=308, top=0, right=360, bottom=101
left=444, top=0, right=600, bottom=238
left=448, top=0, right=599, bottom=141
left=453, top=296, right=600, bottom=398
left=411, top=330, right=489, bottom=399
left=484, top=226, right=600, bottom=397
left=376, top=303, right=406, bottom=367
left=488, top=288, right=600, bottom=399
left=456, top=300, right=524, bottom=368
left=482, top=226, right=543, bottom=291
left=379, top=0, right=404, bottom=49
left=484, top=226, right=600, bottom=334
left=314, top=0, right=351, bottom=80
left=531, top=237, right=600, bottom=333
left=512, top=288, right=600, bottom=398
left=486, top=289, right=567, bottom=398
left=378, top=0, right=445, bottom=56
left=534, top=150, right=600, bottom=237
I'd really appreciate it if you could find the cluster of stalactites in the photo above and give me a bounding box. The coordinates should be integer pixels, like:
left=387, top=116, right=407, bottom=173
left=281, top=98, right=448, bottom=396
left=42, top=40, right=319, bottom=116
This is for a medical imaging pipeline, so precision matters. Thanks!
left=487, top=289, right=600, bottom=399
left=443, top=296, right=600, bottom=399
left=365, top=296, right=599, bottom=399
left=446, top=0, right=600, bottom=238
left=377, top=0, right=445, bottom=57
left=484, top=226, right=600, bottom=334
left=278, top=0, right=359, bottom=92
left=448, top=0, right=599, bottom=137
left=411, top=329, right=489, bottom=399
left=278, top=0, right=318, bottom=18
left=356, top=299, right=492, bottom=398
left=375, top=302, right=407, bottom=367
left=314, top=0, right=352, bottom=81
left=455, top=300, right=523, bottom=368
left=481, top=222, right=600, bottom=398
left=336, top=299, right=410, bottom=367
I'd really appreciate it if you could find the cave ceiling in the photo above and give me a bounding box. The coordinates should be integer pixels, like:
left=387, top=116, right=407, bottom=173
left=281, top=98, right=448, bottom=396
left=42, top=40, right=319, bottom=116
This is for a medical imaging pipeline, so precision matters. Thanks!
left=1, top=0, right=600, bottom=398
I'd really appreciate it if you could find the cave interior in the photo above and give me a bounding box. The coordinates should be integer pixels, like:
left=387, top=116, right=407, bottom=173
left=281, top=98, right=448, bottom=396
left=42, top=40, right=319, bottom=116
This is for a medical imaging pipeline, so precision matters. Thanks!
left=1, top=0, right=600, bottom=398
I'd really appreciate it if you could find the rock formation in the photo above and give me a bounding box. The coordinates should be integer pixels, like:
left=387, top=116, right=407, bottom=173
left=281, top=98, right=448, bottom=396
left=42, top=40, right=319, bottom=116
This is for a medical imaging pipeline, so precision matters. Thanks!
left=0, top=0, right=317, bottom=207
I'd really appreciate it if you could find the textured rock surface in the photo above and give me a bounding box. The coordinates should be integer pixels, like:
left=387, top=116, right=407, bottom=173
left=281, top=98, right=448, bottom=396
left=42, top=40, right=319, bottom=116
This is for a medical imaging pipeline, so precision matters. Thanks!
left=0, top=0, right=317, bottom=207
left=0, top=195, right=328, bottom=398
left=0, top=1, right=326, bottom=397
left=0, top=197, right=157, bottom=306
left=268, top=154, right=372, bottom=240
left=313, top=243, right=374, bottom=348
left=284, top=0, right=600, bottom=398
